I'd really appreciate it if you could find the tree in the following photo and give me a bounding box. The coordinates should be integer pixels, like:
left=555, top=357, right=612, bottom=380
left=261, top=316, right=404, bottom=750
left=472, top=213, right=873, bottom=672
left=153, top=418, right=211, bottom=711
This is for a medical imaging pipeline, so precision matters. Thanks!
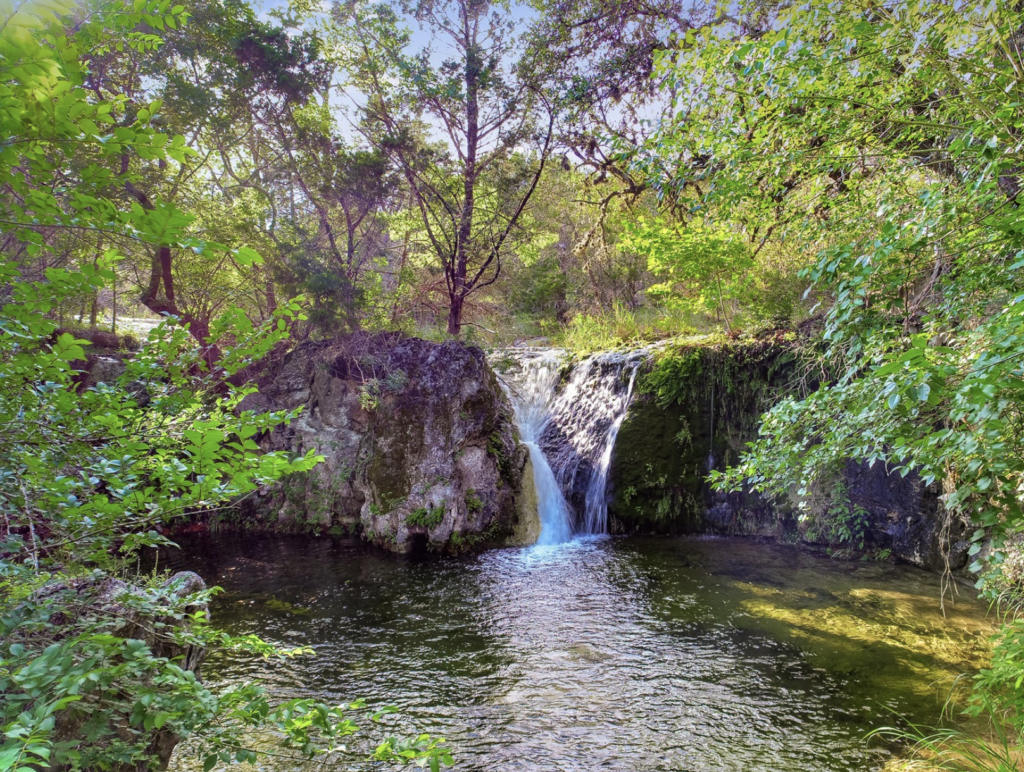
left=334, top=0, right=555, bottom=334
left=635, top=0, right=1024, bottom=741
left=136, top=0, right=333, bottom=345
left=147, top=0, right=406, bottom=337
left=522, top=0, right=779, bottom=233
left=621, top=217, right=752, bottom=332
left=0, top=2, right=450, bottom=768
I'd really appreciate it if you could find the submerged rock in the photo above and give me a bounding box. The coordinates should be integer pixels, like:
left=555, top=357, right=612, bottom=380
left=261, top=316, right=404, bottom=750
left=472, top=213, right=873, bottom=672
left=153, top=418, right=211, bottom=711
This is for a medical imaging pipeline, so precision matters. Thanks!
left=239, top=334, right=527, bottom=553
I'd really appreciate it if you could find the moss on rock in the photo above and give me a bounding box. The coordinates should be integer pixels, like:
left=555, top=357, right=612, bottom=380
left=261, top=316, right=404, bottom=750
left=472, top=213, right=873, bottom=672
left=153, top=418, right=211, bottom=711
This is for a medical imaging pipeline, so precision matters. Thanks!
left=605, top=333, right=967, bottom=571
left=609, top=336, right=799, bottom=535
left=240, top=333, right=526, bottom=554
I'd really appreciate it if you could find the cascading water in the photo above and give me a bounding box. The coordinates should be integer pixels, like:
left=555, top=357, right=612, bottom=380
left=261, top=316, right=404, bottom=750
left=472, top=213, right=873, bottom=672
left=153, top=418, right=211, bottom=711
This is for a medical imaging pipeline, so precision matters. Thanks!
left=498, top=348, right=648, bottom=539
left=500, top=351, right=574, bottom=545
left=579, top=361, right=640, bottom=534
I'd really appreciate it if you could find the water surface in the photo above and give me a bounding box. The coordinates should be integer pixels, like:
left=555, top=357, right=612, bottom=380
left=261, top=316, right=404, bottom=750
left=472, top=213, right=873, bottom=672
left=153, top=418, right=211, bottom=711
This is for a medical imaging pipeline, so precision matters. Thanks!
left=161, top=535, right=995, bottom=772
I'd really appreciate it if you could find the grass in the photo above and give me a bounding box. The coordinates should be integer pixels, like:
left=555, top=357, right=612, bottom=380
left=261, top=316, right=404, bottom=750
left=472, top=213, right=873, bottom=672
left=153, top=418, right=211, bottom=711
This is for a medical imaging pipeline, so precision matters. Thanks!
left=550, top=304, right=705, bottom=353
left=874, top=721, right=1023, bottom=771
left=404, top=297, right=808, bottom=355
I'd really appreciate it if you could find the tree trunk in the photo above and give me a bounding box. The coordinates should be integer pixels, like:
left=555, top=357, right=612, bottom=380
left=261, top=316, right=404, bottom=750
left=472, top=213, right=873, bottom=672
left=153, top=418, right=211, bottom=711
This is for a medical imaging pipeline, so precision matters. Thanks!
left=391, top=237, right=410, bottom=324
left=89, top=238, right=103, bottom=329
left=447, top=6, right=480, bottom=338
left=447, top=293, right=464, bottom=335
left=126, top=179, right=221, bottom=366
left=111, top=275, right=117, bottom=334
left=265, top=275, right=277, bottom=316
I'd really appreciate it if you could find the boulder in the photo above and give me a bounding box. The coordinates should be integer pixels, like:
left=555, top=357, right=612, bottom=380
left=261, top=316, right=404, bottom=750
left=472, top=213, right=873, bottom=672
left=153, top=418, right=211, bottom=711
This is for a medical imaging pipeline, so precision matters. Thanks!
left=240, top=334, right=527, bottom=553
left=35, top=571, right=207, bottom=771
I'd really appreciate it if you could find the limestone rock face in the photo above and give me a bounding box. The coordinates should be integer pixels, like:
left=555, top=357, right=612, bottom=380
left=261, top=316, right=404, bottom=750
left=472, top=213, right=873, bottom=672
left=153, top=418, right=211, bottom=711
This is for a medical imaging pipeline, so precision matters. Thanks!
left=509, top=455, right=541, bottom=545
left=241, top=334, right=526, bottom=553
left=593, top=341, right=968, bottom=572
left=837, top=460, right=969, bottom=571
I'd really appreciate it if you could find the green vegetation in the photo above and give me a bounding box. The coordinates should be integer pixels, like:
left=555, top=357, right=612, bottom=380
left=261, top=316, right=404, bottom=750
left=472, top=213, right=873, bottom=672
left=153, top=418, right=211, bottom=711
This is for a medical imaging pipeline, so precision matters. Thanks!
left=465, top=490, right=484, bottom=514
left=664, top=0, right=1024, bottom=761
left=802, top=480, right=871, bottom=554
left=406, top=506, right=444, bottom=529
left=2, top=0, right=1024, bottom=767
left=0, top=1, right=446, bottom=769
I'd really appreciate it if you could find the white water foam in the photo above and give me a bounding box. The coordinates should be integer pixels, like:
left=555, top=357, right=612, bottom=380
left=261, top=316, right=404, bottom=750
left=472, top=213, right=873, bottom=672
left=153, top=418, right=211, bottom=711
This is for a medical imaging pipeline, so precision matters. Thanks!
left=580, top=361, right=641, bottom=534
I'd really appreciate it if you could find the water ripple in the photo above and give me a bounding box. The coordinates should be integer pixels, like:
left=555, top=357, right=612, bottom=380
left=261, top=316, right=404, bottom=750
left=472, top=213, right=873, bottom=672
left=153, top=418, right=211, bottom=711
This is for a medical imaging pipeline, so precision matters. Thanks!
left=161, top=535, right=995, bottom=772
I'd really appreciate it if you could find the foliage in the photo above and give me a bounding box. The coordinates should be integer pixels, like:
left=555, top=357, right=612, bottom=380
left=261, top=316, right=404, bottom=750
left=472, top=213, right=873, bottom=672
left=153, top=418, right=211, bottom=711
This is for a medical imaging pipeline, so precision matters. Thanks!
left=554, top=304, right=701, bottom=353
left=970, top=621, right=1024, bottom=739
left=0, top=2, right=448, bottom=769
left=405, top=506, right=443, bottom=529
left=802, top=480, right=870, bottom=552
left=328, top=0, right=556, bottom=334
left=635, top=0, right=1024, bottom=752
left=620, top=218, right=752, bottom=331
left=870, top=717, right=1022, bottom=772
left=465, top=490, right=483, bottom=514
left=667, top=0, right=1024, bottom=585
left=1, top=576, right=359, bottom=772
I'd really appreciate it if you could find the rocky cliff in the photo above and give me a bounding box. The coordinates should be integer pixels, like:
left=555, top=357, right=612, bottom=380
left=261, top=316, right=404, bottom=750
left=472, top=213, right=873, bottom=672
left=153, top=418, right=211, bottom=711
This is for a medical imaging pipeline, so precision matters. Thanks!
left=539, top=337, right=971, bottom=573
left=238, top=334, right=529, bottom=554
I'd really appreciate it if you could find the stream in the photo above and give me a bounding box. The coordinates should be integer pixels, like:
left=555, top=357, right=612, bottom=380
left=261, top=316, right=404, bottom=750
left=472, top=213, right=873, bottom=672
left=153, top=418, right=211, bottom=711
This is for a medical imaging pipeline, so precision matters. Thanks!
left=162, top=534, right=994, bottom=772
left=163, top=347, right=997, bottom=771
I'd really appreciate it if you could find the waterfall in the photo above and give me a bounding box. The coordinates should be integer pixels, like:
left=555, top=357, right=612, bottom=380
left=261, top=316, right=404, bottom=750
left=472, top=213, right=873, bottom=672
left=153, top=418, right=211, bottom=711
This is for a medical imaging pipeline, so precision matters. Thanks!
left=580, top=362, right=640, bottom=534
left=498, top=348, right=647, bottom=539
left=501, top=351, right=574, bottom=545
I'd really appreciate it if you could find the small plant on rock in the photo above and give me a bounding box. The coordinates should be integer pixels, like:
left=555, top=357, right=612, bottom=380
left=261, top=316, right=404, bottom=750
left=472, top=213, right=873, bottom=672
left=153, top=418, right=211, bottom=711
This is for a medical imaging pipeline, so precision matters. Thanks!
left=465, top=489, right=484, bottom=513
left=406, top=506, right=444, bottom=529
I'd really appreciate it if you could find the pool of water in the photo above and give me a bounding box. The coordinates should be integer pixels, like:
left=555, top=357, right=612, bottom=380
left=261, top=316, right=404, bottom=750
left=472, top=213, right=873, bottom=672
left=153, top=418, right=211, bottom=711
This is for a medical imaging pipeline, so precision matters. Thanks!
left=159, top=535, right=995, bottom=772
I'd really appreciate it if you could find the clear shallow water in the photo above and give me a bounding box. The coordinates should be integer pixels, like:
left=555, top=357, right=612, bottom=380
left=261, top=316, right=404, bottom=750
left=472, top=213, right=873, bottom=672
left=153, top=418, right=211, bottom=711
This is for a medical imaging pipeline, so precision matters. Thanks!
left=160, top=535, right=995, bottom=772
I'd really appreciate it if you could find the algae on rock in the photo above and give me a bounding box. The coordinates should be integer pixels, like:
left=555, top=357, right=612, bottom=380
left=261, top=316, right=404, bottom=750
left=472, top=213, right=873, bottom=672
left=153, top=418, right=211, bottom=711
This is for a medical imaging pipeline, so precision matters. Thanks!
left=608, top=337, right=796, bottom=537
left=603, top=336, right=968, bottom=571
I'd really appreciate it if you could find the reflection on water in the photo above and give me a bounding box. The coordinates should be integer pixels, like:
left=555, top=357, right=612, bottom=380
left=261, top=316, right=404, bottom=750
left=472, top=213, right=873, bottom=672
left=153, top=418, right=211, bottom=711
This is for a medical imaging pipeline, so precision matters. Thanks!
left=159, top=535, right=995, bottom=772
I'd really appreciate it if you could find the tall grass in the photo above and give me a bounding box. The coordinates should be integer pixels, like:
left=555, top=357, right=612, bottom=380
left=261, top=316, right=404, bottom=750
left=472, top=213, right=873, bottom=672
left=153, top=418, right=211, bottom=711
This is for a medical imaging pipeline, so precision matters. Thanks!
left=409, top=300, right=792, bottom=352
left=552, top=303, right=705, bottom=353
left=872, top=721, right=1022, bottom=771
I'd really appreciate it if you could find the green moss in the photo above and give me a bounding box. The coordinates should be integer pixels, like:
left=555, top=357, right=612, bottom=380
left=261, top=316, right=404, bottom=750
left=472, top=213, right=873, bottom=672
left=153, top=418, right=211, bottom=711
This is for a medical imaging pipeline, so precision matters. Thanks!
left=277, top=469, right=347, bottom=531
left=366, top=401, right=421, bottom=505
left=609, top=337, right=803, bottom=534
left=487, top=431, right=510, bottom=473
left=370, top=495, right=405, bottom=518
left=265, top=598, right=312, bottom=615
left=465, top=488, right=483, bottom=513
left=447, top=518, right=509, bottom=553
left=608, top=398, right=704, bottom=532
